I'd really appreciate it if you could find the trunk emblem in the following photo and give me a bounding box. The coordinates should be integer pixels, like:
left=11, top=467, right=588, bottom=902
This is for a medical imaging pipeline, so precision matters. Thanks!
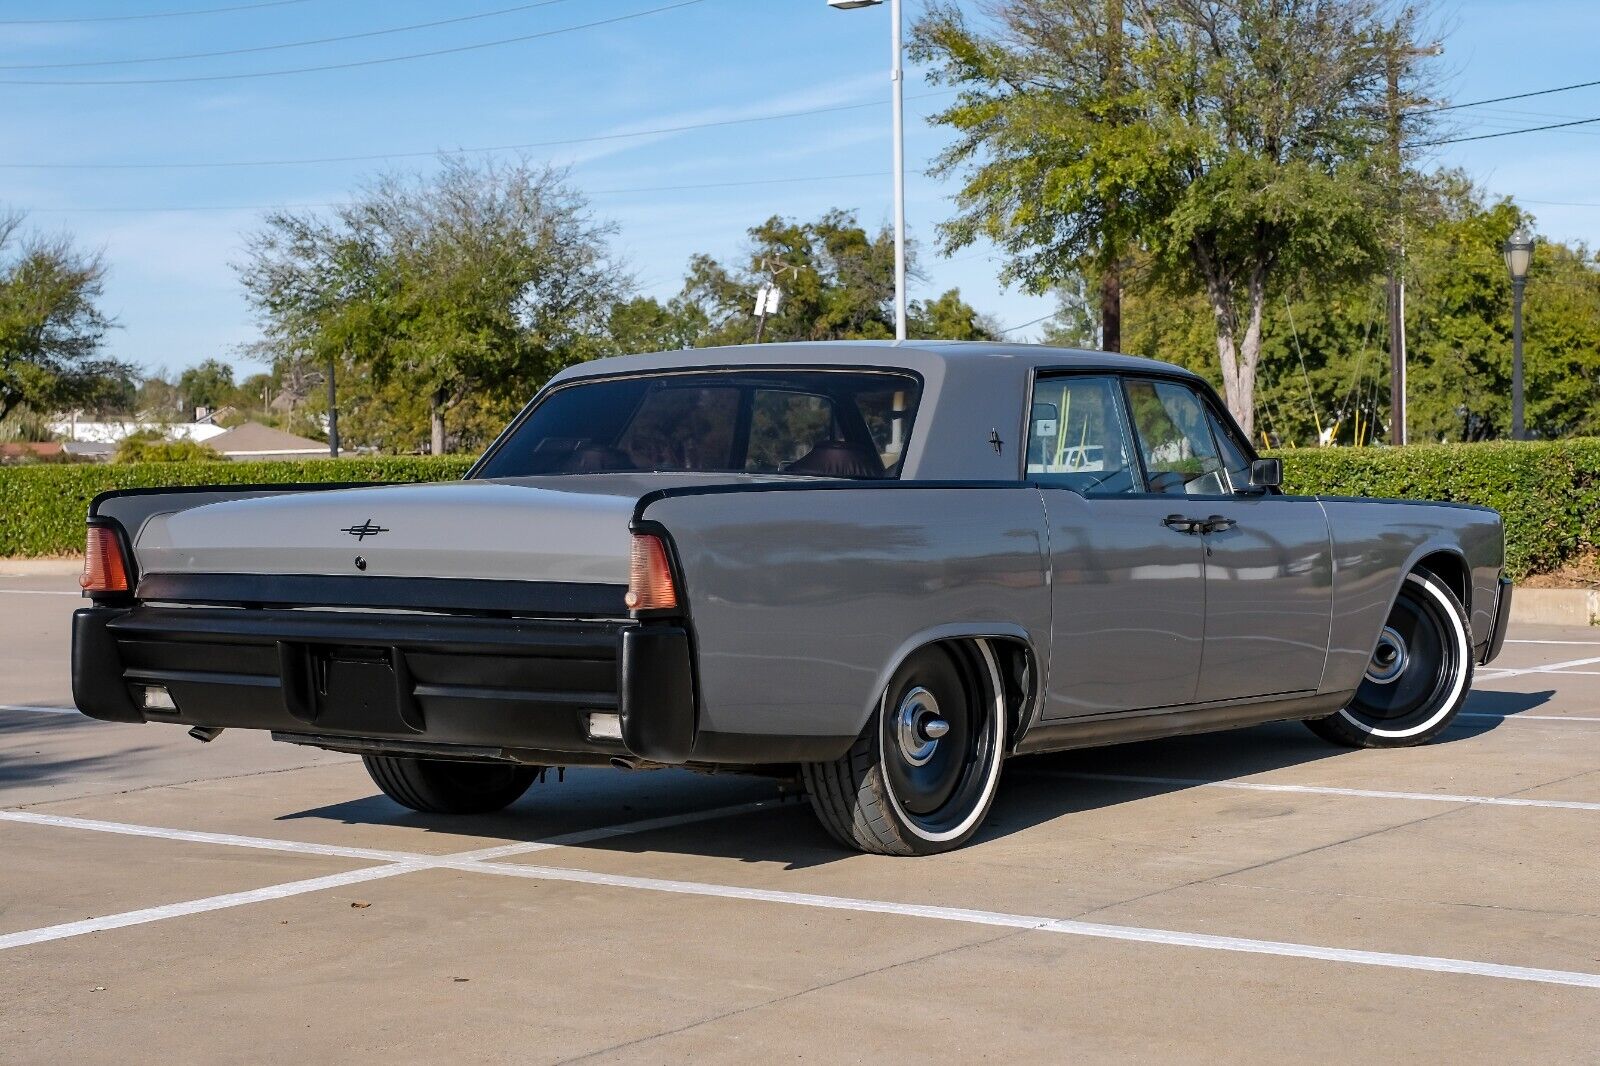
left=341, top=519, right=389, bottom=541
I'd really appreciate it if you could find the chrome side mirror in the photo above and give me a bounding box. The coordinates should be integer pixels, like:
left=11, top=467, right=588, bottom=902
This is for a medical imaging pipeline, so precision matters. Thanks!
left=1247, top=457, right=1283, bottom=492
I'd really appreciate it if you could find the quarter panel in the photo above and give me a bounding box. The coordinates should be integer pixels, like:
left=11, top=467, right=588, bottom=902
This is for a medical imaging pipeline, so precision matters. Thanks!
left=1319, top=498, right=1504, bottom=693
left=645, top=487, right=1050, bottom=739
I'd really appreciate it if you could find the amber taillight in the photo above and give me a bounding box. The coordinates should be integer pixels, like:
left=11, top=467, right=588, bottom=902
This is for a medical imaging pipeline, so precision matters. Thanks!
left=80, top=525, right=131, bottom=594
left=625, top=533, right=678, bottom=611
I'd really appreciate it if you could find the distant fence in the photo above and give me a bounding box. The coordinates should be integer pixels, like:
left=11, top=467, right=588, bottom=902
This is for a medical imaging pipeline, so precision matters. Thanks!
left=2, top=442, right=1595, bottom=580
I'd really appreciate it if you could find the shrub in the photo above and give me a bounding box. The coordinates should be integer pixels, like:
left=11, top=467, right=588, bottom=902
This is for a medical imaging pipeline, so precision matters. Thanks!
left=0, top=456, right=474, bottom=557
left=2, top=442, right=1597, bottom=580
left=114, top=430, right=225, bottom=464
left=1271, top=439, right=1600, bottom=580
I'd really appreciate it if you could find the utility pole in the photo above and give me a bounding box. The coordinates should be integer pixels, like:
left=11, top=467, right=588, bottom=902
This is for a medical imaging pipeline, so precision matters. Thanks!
left=1384, top=35, right=1442, bottom=446
left=326, top=356, right=340, bottom=458
left=1385, top=41, right=1408, bottom=446
left=828, top=0, right=906, bottom=340
left=1100, top=0, right=1124, bottom=353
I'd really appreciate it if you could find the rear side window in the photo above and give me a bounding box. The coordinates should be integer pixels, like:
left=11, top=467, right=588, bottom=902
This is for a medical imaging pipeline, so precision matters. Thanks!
left=476, top=370, right=922, bottom=480
left=1026, top=375, right=1139, bottom=495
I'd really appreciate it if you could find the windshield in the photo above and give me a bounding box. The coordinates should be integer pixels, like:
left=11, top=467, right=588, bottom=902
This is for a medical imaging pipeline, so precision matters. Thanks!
left=475, top=369, right=922, bottom=480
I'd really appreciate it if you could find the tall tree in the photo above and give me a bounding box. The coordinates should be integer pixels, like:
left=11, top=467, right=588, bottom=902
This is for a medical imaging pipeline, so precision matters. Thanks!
left=238, top=158, right=628, bottom=454
left=913, top=0, right=1433, bottom=436
left=0, top=212, right=127, bottom=422
left=680, top=210, right=997, bottom=345
left=178, top=358, right=236, bottom=417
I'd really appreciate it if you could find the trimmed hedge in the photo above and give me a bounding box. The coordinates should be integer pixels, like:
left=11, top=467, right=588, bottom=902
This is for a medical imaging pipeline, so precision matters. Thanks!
left=2, top=442, right=1596, bottom=580
left=0, top=456, right=473, bottom=559
left=1272, top=439, right=1600, bottom=580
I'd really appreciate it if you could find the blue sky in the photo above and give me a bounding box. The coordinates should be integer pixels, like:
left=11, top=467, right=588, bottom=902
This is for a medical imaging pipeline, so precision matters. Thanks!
left=1, top=0, right=1597, bottom=378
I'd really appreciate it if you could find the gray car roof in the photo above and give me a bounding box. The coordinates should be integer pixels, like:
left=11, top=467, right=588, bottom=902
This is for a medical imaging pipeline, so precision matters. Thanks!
left=548, top=340, right=1201, bottom=386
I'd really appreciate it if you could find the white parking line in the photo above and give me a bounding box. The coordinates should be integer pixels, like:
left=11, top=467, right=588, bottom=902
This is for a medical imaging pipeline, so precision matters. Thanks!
left=0, top=589, right=79, bottom=597
left=0, top=863, right=427, bottom=951
left=455, top=860, right=1600, bottom=990
left=0, top=800, right=782, bottom=950
left=1506, top=639, right=1600, bottom=646
left=0, top=704, right=80, bottom=717
left=1477, top=655, right=1600, bottom=679
left=1027, top=771, right=1600, bottom=812
left=6, top=805, right=1600, bottom=988
left=1460, top=712, right=1600, bottom=723
left=0, top=800, right=779, bottom=867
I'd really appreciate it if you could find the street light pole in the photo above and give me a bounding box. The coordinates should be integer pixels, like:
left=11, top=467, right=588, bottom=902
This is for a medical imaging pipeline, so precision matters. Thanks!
left=1503, top=228, right=1534, bottom=441
left=1511, top=275, right=1526, bottom=440
left=829, top=0, right=907, bottom=341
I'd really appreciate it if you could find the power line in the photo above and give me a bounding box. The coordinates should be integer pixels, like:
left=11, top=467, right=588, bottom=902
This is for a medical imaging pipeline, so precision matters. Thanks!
left=1419, top=78, right=1600, bottom=115
left=1000, top=312, right=1055, bottom=335
left=11, top=171, right=889, bottom=214
left=0, top=0, right=579, bottom=71
left=0, top=92, right=948, bottom=171
left=1408, top=113, right=1600, bottom=148
left=0, top=0, right=708, bottom=85
left=0, top=0, right=313, bottom=24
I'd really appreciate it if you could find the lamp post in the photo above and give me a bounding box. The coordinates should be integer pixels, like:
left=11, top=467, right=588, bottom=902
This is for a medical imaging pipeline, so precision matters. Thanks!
left=828, top=0, right=907, bottom=341
left=1502, top=227, right=1534, bottom=440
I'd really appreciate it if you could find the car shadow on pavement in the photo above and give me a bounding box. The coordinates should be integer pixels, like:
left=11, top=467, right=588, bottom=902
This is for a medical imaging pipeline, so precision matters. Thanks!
left=270, top=688, right=1558, bottom=869
left=0, top=712, right=166, bottom=798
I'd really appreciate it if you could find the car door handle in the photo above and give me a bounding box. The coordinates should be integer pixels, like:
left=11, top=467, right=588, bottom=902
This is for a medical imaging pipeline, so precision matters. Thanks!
left=1163, top=514, right=1202, bottom=534
left=1201, top=515, right=1236, bottom=533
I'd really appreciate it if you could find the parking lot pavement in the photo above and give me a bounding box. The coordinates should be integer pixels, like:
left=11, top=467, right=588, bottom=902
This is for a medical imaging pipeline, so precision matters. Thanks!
left=3, top=576, right=1599, bottom=1063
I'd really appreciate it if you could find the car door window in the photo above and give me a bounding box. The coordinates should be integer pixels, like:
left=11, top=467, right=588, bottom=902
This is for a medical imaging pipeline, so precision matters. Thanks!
left=1123, top=379, right=1227, bottom=496
left=1205, top=405, right=1253, bottom=493
left=1026, top=375, right=1139, bottom=495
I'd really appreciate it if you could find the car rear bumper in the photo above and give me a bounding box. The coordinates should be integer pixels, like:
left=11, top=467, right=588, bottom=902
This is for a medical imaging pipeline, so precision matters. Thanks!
left=71, top=604, right=730, bottom=764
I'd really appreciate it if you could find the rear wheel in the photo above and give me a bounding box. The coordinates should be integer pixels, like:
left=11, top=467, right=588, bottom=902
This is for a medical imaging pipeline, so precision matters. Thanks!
left=363, top=755, right=539, bottom=814
left=1306, top=569, right=1473, bottom=749
left=802, top=641, right=1007, bottom=856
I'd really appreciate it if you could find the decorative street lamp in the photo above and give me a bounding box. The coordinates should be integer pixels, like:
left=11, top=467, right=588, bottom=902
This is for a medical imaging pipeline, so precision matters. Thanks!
left=1502, top=227, right=1534, bottom=440
left=828, top=0, right=907, bottom=342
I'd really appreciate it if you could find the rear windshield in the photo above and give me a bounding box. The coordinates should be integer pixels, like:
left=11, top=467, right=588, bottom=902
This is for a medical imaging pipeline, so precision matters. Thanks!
left=475, top=370, right=922, bottom=480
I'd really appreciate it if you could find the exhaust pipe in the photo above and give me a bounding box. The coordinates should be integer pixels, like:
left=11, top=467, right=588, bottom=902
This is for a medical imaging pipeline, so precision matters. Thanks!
left=188, top=726, right=225, bottom=743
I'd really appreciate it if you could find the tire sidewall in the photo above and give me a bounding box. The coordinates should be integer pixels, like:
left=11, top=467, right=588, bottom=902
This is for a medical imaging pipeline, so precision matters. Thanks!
left=1335, top=571, right=1473, bottom=745
left=872, top=642, right=1007, bottom=853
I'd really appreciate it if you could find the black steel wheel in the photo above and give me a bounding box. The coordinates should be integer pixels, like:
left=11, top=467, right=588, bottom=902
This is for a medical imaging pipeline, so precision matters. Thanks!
left=802, top=641, right=1007, bottom=855
left=363, top=755, right=539, bottom=815
left=1306, top=569, right=1473, bottom=749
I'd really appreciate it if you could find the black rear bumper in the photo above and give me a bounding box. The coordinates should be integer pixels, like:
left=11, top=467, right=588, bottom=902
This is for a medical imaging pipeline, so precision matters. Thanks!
left=72, top=604, right=707, bottom=764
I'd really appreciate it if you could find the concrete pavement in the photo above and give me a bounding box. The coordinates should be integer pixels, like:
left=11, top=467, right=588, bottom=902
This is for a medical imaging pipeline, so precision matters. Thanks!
left=2, top=576, right=1597, bottom=1062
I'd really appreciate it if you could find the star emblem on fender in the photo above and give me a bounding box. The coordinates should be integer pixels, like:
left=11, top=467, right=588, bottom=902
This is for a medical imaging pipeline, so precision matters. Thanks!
left=340, top=518, right=389, bottom=541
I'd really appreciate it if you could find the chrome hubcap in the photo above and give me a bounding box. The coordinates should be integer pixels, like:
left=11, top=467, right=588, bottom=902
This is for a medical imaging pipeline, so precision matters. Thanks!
left=895, top=687, right=948, bottom=767
left=1365, top=626, right=1410, bottom=685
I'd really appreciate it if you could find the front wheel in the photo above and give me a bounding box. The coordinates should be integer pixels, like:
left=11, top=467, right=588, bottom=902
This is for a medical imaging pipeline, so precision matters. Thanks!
left=363, top=755, right=539, bottom=814
left=802, top=641, right=1008, bottom=855
left=1306, top=569, right=1473, bottom=749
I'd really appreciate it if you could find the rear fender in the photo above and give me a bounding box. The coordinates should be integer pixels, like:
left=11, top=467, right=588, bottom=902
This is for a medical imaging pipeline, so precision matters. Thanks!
left=866, top=626, right=1040, bottom=751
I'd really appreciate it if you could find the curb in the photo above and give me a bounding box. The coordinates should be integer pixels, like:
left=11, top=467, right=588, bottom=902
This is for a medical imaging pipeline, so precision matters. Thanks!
left=0, top=557, right=83, bottom=577
left=1510, top=587, right=1600, bottom=627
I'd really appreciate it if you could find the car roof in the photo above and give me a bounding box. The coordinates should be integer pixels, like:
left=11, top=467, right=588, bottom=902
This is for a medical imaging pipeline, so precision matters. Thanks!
left=548, top=340, right=1204, bottom=385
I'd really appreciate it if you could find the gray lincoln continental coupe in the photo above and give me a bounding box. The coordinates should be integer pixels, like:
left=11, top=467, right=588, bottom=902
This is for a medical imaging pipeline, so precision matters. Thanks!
left=72, top=342, right=1511, bottom=854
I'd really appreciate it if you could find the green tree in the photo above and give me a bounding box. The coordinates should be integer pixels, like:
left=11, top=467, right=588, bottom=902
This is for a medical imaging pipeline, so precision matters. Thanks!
left=913, top=0, right=1434, bottom=436
left=238, top=158, right=628, bottom=454
left=599, top=295, right=707, bottom=356
left=674, top=210, right=996, bottom=345
left=0, top=212, right=128, bottom=422
left=178, top=358, right=236, bottom=417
